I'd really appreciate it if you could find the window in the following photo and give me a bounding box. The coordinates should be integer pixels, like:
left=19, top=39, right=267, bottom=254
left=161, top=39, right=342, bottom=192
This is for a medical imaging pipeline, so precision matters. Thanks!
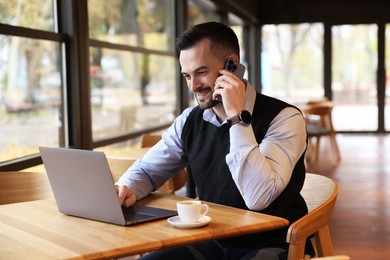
left=0, top=1, right=65, bottom=163
left=386, top=24, right=390, bottom=131
left=332, top=24, right=378, bottom=131
left=88, top=0, right=176, bottom=141
left=229, top=13, right=248, bottom=80
left=187, top=0, right=219, bottom=27
left=89, top=48, right=176, bottom=139
left=261, top=23, right=324, bottom=105
left=0, top=0, right=55, bottom=31
left=186, top=0, right=220, bottom=106
left=0, top=0, right=238, bottom=170
left=88, top=0, right=173, bottom=51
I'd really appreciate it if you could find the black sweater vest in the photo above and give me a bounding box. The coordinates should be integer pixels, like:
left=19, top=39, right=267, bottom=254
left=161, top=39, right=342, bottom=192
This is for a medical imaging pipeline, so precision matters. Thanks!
left=181, top=93, right=308, bottom=246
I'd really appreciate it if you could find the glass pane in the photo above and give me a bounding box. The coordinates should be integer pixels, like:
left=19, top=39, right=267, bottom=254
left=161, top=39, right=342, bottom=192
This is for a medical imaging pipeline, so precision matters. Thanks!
left=332, top=24, right=378, bottom=131
left=94, top=131, right=161, bottom=156
left=0, top=0, right=55, bottom=31
left=229, top=13, right=248, bottom=80
left=261, top=23, right=324, bottom=105
left=0, top=35, right=63, bottom=162
left=386, top=24, right=390, bottom=131
left=185, top=0, right=220, bottom=106
left=88, top=0, right=174, bottom=51
left=90, top=47, right=176, bottom=140
left=94, top=139, right=140, bottom=157
left=187, top=0, right=219, bottom=27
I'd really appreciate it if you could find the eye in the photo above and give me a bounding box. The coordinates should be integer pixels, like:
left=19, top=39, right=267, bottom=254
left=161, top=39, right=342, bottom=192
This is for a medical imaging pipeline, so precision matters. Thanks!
left=198, top=70, right=207, bottom=76
left=182, top=74, right=191, bottom=80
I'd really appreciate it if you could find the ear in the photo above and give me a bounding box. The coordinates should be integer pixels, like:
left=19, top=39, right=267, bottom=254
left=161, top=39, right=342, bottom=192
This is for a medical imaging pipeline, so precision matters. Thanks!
left=228, top=54, right=240, bottom=63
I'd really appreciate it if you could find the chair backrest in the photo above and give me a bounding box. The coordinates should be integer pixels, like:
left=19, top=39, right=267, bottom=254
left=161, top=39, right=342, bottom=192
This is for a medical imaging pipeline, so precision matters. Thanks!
left=309, top=255, right=350, bottom=260
left=106, top=156, right=137, bottom=182
left=0, top=171, right=54, bottom=205
left=107, top=153, right=187, bottom=194
left=287, top=173, right=339, bottom=260
left=140, top=133, right=163, bottom=148
left=301, top=173, right=337, bottom=213
left=301, top=102, right=335, bottom=134
left=306, top=97, right=329, bottom=106
left=139, top=133, right=186, bottom=193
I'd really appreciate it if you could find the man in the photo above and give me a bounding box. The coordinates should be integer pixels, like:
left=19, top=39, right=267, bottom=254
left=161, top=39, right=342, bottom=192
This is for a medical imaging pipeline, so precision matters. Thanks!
left=116, top=22, right=309, bottom=259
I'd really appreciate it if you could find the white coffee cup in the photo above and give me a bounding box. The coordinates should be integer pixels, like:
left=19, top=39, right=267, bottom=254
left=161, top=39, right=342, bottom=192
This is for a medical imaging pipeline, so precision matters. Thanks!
left=177, top=200, right=209, bottom=224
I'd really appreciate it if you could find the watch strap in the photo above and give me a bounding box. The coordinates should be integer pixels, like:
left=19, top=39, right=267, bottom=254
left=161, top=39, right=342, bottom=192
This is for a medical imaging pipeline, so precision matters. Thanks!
left=226, top=114, right=241, bottom=126
left=227, top=110, right=252, bottom=126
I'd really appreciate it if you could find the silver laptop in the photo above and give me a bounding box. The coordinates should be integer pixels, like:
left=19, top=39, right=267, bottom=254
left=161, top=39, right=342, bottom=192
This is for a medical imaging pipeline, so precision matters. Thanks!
left=39, top=146, right=176, bottom=226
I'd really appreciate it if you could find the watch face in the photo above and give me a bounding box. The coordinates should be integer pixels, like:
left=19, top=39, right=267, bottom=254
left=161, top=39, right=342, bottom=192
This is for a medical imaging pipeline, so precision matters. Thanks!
left=240, top=110, right=252, bottom=124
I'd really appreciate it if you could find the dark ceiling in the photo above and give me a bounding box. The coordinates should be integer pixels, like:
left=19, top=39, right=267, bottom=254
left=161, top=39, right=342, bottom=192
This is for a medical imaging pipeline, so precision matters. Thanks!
left=213, top=0, right=390, bottom=24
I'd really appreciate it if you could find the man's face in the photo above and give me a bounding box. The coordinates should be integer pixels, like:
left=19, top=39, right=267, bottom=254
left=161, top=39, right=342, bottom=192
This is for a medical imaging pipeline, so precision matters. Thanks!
left=179, top=39, right=224, bottom=109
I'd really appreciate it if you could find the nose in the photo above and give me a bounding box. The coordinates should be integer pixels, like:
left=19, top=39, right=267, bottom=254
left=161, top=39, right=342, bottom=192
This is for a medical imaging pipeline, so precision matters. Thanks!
left=188, top=77, right=201, bottom=92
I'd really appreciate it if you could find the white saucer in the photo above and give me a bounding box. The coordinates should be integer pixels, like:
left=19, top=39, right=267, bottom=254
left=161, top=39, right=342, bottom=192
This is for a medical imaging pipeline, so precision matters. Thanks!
left=167, top=215, right=211, bottom=229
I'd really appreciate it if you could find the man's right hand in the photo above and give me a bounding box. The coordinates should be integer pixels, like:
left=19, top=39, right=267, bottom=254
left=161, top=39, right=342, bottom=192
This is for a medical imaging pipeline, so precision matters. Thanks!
left=115, top=185, right=137, bottom=207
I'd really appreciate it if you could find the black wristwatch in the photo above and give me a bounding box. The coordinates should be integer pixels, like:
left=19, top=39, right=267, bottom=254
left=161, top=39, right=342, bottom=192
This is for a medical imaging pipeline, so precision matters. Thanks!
left=227, top=110, right=252, bottom=126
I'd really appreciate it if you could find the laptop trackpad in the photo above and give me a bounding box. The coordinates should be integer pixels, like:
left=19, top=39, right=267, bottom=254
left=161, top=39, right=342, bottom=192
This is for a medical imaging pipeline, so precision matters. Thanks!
left=123, top=204, right=176, bottom=225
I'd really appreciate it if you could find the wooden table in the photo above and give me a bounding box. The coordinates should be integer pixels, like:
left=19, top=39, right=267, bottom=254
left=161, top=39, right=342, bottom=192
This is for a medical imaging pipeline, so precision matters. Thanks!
left=0, top=193, right=289, bottom=259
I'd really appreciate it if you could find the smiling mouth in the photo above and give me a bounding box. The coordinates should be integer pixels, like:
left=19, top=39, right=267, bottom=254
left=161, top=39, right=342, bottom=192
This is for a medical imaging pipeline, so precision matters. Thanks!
left=195, top=87, right=212, bottom=100
left=194, top=86, right=220, bottom=108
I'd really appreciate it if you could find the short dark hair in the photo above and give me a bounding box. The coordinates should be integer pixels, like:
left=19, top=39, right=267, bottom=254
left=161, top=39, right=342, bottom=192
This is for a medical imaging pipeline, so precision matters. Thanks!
left=175, top=22, right=240, bottom=59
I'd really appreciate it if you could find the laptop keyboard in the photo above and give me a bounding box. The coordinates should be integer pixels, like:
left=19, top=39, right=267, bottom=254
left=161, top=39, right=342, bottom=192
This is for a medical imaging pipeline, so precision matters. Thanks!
left=121, top=204, right=176, bottom=225
left=122, top=206, right=155, bottom=222
left=123, top=210, right=154, bottom=221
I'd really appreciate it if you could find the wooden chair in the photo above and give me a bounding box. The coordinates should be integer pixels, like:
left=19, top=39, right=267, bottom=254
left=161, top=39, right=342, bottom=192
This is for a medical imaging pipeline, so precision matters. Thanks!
left=0, top=171, right=54, bottom=205
left=306, top=255, right=350, bottom=260
left=300, top=102, right=341, bottom=165
left=140, top=133, right=187, bottom=194
left=286, top=173, right=339, bottom=260
left=106, top=153, right=186, bottom=194
left=306, top=97, right=329, bottom=106
left=106, top=156, right=137, bottom=182
left=140, top=133, right=163, bottom=148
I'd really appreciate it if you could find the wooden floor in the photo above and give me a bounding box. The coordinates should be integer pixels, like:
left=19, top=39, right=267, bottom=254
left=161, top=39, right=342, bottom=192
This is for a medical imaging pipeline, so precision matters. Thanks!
left=306, top=133, right=390, bottom=259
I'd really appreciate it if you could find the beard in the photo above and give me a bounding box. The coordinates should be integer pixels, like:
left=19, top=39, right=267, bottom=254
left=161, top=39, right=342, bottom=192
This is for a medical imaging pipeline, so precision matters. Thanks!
left=194, top=86, right=219, bottom=109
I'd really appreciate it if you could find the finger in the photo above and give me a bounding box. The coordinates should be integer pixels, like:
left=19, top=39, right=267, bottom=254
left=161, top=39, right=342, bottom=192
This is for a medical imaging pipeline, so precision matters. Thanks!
left=219, top=69, right=235, bottom=78
left=215, top=74, right=228, bottom=85
left=117, top=186, right=137, bottom=208
left=117, top=186, right=128, bottom=206
left=212, top=85, right=223, bottom=100
left=123, top=193, right=136, bottom=207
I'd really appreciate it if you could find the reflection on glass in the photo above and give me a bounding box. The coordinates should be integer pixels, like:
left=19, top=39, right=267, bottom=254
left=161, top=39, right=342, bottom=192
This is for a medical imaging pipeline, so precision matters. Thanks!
left=88, top=0, right=174, bottom=51
left=90, top=47, right=176, bottom=140
left=94, top=139, right=137, bottom=158
left=229, top=13, right=248, bottom=79
left=186, top=0, right=219, bottom=106
left=187, top=0, right=219, bottom=27
left=261, top=23, right=324, bottom=104
left=386, top=24, right=390, bottom=131
left=0, top=0, right=55, bottom=31
left=94, top=134, right=158, bottom=157
left=332, top=24, right=378, bottom=131
left=0, top=36, right=62, bottom=161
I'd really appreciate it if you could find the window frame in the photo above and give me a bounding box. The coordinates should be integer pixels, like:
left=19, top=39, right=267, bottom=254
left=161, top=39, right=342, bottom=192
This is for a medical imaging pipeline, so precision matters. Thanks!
left=0, top=0, right=256, bottom=171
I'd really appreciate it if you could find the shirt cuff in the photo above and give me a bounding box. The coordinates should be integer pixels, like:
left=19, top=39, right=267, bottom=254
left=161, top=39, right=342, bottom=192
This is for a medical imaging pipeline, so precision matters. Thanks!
left=229, top=123, right=258, bottom=150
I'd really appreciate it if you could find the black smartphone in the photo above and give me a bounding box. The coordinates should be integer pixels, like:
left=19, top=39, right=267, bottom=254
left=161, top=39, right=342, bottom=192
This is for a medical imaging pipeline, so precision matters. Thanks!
left=212, top=59, right=246, bottom=105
